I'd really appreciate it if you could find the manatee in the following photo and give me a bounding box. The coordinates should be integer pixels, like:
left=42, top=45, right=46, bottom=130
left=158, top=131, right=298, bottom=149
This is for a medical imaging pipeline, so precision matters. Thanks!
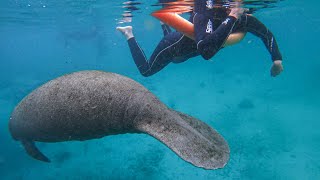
left=9, top=70, right=229, bottom=169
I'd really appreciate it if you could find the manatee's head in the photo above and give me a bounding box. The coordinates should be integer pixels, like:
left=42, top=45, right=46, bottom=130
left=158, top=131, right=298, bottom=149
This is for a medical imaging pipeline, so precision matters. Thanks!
left=8, top=111, right=23, bottom=141
left=8, top=102, right=35, bottom=141
left=8, top=98, right=49, bottom=143
left=8, top=111, right=51, bottom=162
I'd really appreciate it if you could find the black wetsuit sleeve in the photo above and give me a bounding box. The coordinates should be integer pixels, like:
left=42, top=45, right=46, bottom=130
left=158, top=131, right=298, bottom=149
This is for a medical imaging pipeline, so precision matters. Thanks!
left=194, top=14, right=237, bottom=60
left=193, top=0, right=237, bottom=60
left=240, top=15, right=282, bottom=61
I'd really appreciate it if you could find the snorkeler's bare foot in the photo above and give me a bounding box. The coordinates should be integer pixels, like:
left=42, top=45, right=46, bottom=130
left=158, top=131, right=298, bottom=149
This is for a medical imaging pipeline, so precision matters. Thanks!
left=116, top=26, right=133, bottom=40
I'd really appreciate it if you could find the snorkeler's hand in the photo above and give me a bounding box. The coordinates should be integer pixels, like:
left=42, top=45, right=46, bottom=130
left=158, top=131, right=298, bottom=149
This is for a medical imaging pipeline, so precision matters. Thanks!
left=270, top=60, right=283, bottom=77
left=229, top=8, right=245, bottom=19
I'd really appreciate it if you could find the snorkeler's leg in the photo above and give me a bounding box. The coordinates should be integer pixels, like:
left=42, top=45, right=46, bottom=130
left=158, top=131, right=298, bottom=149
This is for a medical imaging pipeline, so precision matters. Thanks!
left=161, top=21, right=172, bottom=36
left=118, top=26, right=185, bottom=77
left=158, top=0, right=174, bottom=36
left=117, top=26, right=152, bottom=76
left=134, top=32, right=190, bottom=76
left=126, top=37, right=179, bottom=76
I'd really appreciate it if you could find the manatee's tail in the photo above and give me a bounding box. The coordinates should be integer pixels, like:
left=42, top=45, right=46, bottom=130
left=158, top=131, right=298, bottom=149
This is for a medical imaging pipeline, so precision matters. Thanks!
left=137, top=109, right=230, bottom=170
left=21, top=140, right=51, bottom=162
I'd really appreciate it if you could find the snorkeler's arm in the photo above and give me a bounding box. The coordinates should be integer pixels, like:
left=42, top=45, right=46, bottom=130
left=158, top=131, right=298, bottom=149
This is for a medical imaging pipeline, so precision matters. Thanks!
left=194, top=14, right=237, bottom=60
left=244, top=15, right=283, bottom=76
left=245, top=15, right=282, bottom=62
left=193, top=0, right=244, bottom=60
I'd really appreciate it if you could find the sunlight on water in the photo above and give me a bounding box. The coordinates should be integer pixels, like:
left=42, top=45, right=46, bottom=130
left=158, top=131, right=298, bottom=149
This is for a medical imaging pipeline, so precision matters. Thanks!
left=0, top=0, right=284, bottom=27
left=119, top=0, right=284, bottom=24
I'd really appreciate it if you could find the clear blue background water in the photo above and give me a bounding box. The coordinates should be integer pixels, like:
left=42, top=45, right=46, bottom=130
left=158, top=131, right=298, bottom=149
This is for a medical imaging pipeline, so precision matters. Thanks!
left=0, top=0, right=319, bottom=179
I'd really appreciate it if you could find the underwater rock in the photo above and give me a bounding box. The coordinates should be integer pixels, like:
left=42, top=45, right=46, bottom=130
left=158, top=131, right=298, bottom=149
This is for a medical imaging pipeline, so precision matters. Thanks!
left=238, top=98, right=255, bottom=109
left=9, top=70, right=229, bottom=169
left=200, top=82, right=206, bottom=88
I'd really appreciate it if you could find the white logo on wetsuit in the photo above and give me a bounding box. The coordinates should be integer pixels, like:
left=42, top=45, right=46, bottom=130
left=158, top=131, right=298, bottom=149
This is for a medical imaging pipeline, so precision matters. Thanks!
left=206, top=0, right=214, bottom=9
left=206, top=19, right=213, bottom=33
left=222, top=18, right=230, bottom=25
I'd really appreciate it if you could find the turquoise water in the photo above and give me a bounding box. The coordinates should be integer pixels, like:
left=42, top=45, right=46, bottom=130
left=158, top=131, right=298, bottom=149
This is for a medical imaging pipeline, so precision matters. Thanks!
left=1, top=0, right=319, bottom=179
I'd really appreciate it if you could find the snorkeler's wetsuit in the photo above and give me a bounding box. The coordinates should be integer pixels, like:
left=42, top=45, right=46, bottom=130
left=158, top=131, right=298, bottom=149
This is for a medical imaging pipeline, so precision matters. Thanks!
left=126, top=0, right=282, bottom=77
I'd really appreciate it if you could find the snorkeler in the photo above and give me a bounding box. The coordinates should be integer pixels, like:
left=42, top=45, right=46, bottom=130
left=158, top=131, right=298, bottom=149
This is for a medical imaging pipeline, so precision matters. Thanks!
left=117, top=0, right=283, bottom=77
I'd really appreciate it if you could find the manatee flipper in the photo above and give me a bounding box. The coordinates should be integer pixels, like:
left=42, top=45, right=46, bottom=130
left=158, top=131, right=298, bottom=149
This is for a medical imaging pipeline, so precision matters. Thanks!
left=137, top=109, right=229, bottom=170
left=172, top=110, right=230, bottom=155
left=21, top=140, right=50, bottom=162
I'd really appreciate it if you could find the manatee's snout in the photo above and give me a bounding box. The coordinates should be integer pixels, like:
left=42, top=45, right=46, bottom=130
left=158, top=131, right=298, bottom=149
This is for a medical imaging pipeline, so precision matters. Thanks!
left=8, top=117, right=17, bottom=140
left=8, top=117, right=25, bottom=142
left=9, top=116, right=51, bottom=163
left=9, top=116, right=33, bottom=141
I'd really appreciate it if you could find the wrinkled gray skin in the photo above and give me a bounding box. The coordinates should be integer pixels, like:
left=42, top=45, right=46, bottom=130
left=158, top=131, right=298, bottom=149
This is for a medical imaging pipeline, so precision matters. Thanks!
left=9, top=71, right=229, bottom=169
